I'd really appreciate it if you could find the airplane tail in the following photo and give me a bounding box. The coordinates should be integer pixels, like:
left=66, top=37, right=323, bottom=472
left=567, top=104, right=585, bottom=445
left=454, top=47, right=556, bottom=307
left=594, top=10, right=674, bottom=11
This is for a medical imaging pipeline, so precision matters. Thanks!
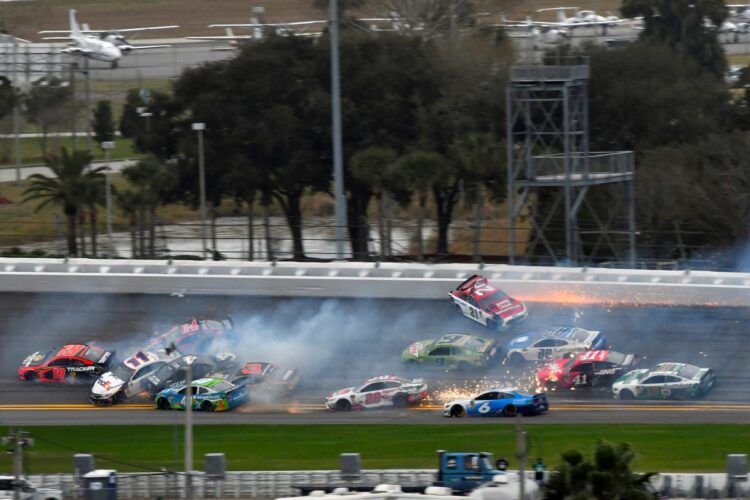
left=69, top=9, right=82, bottom=38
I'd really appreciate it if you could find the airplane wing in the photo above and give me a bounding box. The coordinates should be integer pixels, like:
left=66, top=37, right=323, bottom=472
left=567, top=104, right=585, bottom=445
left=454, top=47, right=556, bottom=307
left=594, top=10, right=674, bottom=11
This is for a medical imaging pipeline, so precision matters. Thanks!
left=208, top=20, right=326, bottom=28
left=536, top=7, right=580, bottom=12
left=123, top=44, right=171, bottom=50
left=40, top=25, right=178, bottom=35
left=41, top=36, right=75, bottom=40
left=61, top=47, right=94, bottom=55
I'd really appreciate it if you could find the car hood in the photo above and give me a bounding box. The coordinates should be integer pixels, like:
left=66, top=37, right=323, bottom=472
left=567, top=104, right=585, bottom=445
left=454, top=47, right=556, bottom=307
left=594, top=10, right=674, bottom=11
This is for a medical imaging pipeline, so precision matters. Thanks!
left=327, top=387, right=356, bottom=400
left=402, top=339, right=431, bottom=359
left=91, top=372, right=125, bottom=397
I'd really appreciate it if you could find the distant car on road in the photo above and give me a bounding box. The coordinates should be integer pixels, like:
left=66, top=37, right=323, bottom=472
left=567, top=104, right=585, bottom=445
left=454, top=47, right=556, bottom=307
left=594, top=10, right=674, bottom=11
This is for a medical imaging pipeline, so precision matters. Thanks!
left=503, top=325, right=607, bottom=365
left=449, top=275, right=527, bottom=330
left=536, top=350, right=639, bottom=390
left=612, top=363, right=716, bottom=400
left=155, top=377, right=249, bottom=412
left=443, top=387, right=548, bottom=418
left=401, top=334, right=498, bottom=371
left=18, top=344, right=114, bottom=383
left=325, top=375, right=427, bottom=411
left=89, top=349, right=181, bottom=405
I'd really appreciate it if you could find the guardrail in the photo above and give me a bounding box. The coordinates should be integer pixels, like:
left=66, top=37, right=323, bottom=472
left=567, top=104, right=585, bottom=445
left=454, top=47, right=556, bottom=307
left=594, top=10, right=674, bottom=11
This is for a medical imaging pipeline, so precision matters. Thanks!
left=2, top=258, right=750, bottom=306
left=27, top=470, right=748, bottom=499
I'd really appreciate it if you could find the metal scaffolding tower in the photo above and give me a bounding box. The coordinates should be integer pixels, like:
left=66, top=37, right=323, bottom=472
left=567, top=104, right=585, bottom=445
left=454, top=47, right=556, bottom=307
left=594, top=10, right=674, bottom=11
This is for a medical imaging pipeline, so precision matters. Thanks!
left=506, top=56, right=636, bottom=266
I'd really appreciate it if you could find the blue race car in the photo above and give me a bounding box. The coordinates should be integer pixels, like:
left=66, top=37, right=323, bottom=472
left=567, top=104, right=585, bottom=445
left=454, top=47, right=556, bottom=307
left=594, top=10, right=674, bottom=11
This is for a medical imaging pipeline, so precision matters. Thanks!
left=503, top=325, right=607, bottom=365
left=443, top=387, right=548, bottom=417
left=154, top=377, right=249, bottom=412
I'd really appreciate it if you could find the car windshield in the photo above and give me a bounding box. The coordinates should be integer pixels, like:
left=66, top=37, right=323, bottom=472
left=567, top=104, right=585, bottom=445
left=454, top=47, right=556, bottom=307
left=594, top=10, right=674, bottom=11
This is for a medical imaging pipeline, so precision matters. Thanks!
left=36, top=348, right=57, bottom=365
left=111, top=364, right=135, bottom=382
left=606, top=352, right=627, bottom=365
left=678, top=365, right=700, bottom=379
left=464, top=338, right=486, bottom=351
left=478, top=291, right=508, bottom=308
left=82, top=346, right=107, bottom=363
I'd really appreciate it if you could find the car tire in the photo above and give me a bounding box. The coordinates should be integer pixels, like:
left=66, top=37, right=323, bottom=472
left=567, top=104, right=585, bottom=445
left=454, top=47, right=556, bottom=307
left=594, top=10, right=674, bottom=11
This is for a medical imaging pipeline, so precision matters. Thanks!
left=503, top=405, right=517, bottom=417
left=544, top=381, right=559, bottom=392
left=157, top=398, right=170, bottom=410
left=487, top=318, right=500, bottom=331
left=24, top=371, right=38, bottom=382
left=509, top=353, right=525, bottom=368
left=200, top=401, right=215, bottom=412
left=392, top=394, right=407, bottom=408
left=454, top=303, right=462, bottom=315
left=335, top=399, right=352, bottom=412
left=619, top=390, right=635, bottom=401
left=449, top=405, right=464, bottom=417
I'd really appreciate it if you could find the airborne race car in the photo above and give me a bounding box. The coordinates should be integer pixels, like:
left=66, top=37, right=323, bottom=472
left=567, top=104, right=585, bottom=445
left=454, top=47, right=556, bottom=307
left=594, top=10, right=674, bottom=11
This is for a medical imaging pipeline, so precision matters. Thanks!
left=325, top=375, right=428, bottom=411
left=449, top=275, right=527, bottom=330
left=444, top=388, right=548, bottom=418
left=536, top=350, right=639, bottom=390
left=231, top=362, right=301, bottom=394
left=143, top=317, right=234, bottom=353
left=19, top=344, right=114, bottom=383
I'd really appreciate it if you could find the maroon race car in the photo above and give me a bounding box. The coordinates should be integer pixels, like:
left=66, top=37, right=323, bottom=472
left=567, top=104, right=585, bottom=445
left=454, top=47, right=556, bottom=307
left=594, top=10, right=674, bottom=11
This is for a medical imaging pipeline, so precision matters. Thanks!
left=19, top=344, right=115, bottom=383
left=143, top=317, right=234, bottom=353
left=449, top=274, right=528, bottom=330
left=536, top=349, right=640, bottom=391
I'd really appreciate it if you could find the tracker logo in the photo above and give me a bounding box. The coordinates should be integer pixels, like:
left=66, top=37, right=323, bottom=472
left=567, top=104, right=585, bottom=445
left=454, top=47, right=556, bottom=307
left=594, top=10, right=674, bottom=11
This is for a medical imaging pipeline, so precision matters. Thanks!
left=67, top=366, right=97, bottom=372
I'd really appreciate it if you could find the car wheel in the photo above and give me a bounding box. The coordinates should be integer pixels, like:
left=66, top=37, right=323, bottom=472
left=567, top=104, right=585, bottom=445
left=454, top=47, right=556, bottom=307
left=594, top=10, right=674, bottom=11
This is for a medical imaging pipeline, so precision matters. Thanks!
left=509, top=353, right=525, bottom=368
left=200, top=401, right=215, bottom=412
left=335, top=399, right=352, bottom=412
left=24, top=371, right=38, bottom=382
left=503, top=405, right=517, bottom=417
left=450, top=405, right=464, bottom=417
left=619, top=390, right=635, bottom=401
left=544, top=381, right=559, bottom=392
left=454, top=303, right=462, bottom=315
left=157, top=398, right=170, bottom=410
left=487, top=318, right=500, bottom=330
left=392, top=394, right=407, bottom=408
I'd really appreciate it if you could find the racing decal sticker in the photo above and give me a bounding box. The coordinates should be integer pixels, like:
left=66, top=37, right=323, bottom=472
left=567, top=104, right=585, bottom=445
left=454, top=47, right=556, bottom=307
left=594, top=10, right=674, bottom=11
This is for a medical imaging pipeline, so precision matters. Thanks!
left=409, top=343, right=424, bottom=356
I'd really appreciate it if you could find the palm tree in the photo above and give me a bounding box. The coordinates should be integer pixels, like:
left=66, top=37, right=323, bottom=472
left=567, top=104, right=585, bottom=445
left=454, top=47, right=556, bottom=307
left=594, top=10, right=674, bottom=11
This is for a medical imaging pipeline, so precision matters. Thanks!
left=113, top=187, right=142, bottom=258
left=22, top=147, right=104, bottom=256
left=399, top=150, right=445, bottom=261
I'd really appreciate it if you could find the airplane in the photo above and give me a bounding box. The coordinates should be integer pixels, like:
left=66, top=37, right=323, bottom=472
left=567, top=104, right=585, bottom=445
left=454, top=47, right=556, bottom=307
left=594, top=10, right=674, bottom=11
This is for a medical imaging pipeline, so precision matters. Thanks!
left=39, top=9, right=178, bottom=68
left=501, top=18, right=570, bottom=49
left=187, top=16, right=326, bottom=48
left=535, top=7, right=627, bottom=34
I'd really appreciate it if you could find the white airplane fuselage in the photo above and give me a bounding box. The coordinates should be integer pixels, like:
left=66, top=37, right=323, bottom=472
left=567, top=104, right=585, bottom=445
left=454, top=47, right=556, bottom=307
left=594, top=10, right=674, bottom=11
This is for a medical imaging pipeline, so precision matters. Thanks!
left=71, top=35, right=122, bottom=62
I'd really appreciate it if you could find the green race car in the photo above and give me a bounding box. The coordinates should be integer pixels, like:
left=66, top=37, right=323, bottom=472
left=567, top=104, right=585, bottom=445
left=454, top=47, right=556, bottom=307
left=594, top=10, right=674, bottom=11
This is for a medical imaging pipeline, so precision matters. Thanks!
left=155, top=377, right=249, bottom=412
left=612, top=363, right=716, bottom=400
left=401, top=334, right=498, bottom=371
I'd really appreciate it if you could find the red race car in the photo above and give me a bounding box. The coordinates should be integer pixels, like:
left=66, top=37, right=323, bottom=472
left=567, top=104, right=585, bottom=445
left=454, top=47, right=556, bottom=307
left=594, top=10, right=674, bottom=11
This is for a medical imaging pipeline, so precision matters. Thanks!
left=19, top=344, right=115, bottom=383
left=449, top=274, right=528, bottom=330
left=144, top=317, right=234, bottom=353
left=536, top=350, right=639, bottom=391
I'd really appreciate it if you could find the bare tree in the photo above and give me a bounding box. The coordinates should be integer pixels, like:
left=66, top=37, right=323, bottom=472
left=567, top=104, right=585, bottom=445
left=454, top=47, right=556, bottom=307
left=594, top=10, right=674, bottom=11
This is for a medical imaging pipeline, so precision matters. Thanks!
left=372, top=0, right=476, bottom=38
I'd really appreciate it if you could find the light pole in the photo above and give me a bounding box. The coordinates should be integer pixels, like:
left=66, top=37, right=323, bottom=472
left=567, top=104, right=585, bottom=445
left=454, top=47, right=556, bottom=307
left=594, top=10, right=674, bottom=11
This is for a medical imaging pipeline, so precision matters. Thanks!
left=330, top=0, right=348, bottom=260
left=184, top=363, right=194, bottom=500
left=192, top=122, right=208, bottom=260
left=102, top=141, right=115, bottom=255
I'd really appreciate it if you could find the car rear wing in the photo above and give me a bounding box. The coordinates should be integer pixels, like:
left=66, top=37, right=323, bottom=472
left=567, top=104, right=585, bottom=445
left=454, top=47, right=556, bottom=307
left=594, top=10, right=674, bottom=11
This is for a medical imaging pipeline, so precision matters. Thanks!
left=700, top=368, right=715, bottom=383
left=454, top=274, right=482, bottom=292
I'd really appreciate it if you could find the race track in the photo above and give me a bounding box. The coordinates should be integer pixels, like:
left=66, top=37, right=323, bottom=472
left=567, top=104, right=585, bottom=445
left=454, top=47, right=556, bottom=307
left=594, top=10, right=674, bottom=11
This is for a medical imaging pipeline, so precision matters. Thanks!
left=0, top=292, right=748, bottom=425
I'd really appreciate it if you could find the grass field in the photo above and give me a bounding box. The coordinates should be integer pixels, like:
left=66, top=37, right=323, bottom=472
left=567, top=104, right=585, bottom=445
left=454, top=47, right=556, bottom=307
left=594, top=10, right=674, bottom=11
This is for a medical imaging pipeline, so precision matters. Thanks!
left=0, top=424, right=746, bottom=473
left=0, top=137, right=139, bottom=167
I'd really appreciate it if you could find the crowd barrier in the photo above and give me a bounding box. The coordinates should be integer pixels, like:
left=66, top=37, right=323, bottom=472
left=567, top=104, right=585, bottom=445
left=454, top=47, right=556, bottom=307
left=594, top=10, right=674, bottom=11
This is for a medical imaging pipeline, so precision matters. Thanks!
left=2, top=258, right=750, bottom=306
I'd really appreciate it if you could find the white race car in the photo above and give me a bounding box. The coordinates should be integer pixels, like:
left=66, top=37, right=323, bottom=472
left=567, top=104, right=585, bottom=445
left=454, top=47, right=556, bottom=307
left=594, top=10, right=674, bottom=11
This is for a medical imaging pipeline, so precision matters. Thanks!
left=325, top=375, right=427, bottom=411
left=503, top=325, right=607, bottom=365
left=89, top=349, right=181, bottom=405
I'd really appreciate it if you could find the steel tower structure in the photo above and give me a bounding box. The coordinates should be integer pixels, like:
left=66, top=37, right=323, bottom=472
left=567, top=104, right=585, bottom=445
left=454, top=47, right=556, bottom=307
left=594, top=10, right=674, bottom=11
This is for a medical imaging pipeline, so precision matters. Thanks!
left=506, top=57, right=636, bottom=266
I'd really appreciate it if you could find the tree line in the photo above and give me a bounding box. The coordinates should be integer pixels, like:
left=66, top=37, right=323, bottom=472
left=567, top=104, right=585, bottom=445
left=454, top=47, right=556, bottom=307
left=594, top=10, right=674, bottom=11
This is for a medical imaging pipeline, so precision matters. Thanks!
left=20, top=0, right=750, bottom=265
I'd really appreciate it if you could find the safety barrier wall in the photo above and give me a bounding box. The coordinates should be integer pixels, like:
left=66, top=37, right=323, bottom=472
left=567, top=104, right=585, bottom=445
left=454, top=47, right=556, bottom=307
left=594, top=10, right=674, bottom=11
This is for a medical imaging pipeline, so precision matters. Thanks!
left=2, top=258, right=750, bottom=306
left=28, top=470, right=749, bottom=499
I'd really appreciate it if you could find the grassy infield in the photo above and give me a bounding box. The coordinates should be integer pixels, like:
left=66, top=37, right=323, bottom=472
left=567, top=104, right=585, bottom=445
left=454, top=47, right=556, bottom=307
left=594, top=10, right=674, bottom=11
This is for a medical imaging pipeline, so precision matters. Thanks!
left=0, top=424, right=746, bottom=473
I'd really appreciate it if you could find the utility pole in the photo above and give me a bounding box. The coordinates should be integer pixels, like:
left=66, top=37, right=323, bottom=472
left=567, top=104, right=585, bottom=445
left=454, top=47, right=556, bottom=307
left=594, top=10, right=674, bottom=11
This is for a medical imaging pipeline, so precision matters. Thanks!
left=2, top=430, right=34, bottom=500
left=516, top=415, right=527, bottom=500
left=11, top=37, right=21, bottom=185
left=184, top=363, right=194, bottom=500
left=102, top=141, right=115, bottom=254
left=84, top=58, right=92, bottom=155
left=330, top=0, right=348, bottom=260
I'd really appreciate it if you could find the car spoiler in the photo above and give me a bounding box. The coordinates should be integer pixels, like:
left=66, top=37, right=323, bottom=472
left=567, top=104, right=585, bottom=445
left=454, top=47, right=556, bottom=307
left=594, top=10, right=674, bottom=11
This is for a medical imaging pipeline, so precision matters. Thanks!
left=700, top=368, right=715, bottom=382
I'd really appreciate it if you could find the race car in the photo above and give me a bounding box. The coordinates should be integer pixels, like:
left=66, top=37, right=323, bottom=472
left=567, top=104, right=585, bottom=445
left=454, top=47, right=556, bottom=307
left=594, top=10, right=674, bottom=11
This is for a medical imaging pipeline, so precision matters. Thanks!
left=89, top=349, right=182, bottom=405
left=401, top=334, right=498, bottom=371
left=18, top=344, right=114, bottom=383
left=143, top=317, right=234, bottom=353
left=325, top=375, right=428, bottom=411
left=449, top=274, right=527, bottom=330
left=612, top=363, right=716, bottom=401
left=142, top=352, right=238, bottom=396
left=443, top=388, right=548, bottom=418
left=231, top=362, right=301, bottom=394
left=155, top=377, right=249, bottom=412
left=536, top=350, right=639, bottom=390
left=503, top=325, right=607, bottom=365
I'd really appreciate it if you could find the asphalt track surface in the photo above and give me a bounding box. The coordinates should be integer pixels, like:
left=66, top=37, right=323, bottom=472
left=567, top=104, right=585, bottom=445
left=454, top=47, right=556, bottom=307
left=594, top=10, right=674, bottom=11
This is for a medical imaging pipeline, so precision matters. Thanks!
left=0, top=292, right=749, bottom=425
